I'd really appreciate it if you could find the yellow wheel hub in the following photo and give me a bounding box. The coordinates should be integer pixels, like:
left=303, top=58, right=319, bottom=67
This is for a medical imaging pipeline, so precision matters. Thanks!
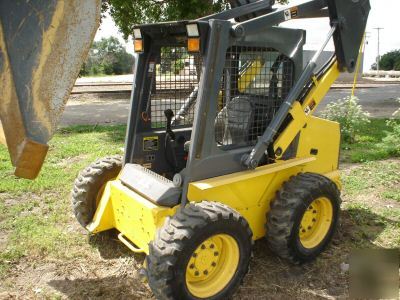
left=186, top=234, right=239, bottom=298
left=299, top=197, right=333, bottom=249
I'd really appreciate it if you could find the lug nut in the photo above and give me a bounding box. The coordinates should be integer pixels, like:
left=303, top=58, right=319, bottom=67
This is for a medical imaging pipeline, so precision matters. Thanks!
left=312, top=218, right=316, bottom=222
left=302, top=229, right=306, bottom=233
left=313, top=210, right=317, bottom=214
left=214, top=251, right=219, bottom=256
left=210, top=244, right=215, bottom=249
left=195, top=271, right=199, bottom=276
left=190, top=264, right=195, bottom=269
left=308, top=226, right=312, bottom=230
left=201, top=244, right=206, bottom=250
left=192, top=253, right=197, bottom=258
left=211, top=262, right=217, bottom=267
left=203, top=270, right=208, bottom=275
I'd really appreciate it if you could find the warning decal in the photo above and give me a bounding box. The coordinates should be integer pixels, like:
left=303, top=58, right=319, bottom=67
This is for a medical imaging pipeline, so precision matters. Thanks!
left=143, top=136, right=159, bottom=151
left=284, top=9, right=291, bottom=20
left=284, top=7, right=298, bottom=20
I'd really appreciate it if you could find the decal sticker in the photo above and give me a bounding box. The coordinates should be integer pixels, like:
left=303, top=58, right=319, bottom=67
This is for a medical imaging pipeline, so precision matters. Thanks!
left=284, top=9, right=291, bottom=20
left=143, top=136, right=159, bottom=151
left=290, top=7, right=298, bottom=18
left=143, top=163, right=152, bottom=169
left=148, top=62, right=155, bottom=73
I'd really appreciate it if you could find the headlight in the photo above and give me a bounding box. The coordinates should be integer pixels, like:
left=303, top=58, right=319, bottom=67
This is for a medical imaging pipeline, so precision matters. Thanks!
left=186, top=23, right=200, bottom=38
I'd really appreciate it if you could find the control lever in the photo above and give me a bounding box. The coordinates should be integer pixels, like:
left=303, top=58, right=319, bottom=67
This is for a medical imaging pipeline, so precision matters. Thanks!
left=164, top=109, right=177, bottom=172
left=164, top=109, right=175, bottom=140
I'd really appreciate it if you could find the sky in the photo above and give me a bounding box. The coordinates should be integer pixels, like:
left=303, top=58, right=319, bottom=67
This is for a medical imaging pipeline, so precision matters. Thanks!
left=95, top=0, right=400, bottom=71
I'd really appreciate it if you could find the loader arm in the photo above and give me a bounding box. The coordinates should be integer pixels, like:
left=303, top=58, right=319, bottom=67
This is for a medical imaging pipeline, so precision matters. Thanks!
left=0, top=0, right=101, bottom=179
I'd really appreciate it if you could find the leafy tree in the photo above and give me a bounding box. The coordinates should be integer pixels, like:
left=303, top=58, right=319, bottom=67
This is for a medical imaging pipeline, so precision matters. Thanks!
left=103, top=0, right=288, bottom=39
left=379, top=50, right=400, bottom=71
left=80, top=37, right=134, bottom=76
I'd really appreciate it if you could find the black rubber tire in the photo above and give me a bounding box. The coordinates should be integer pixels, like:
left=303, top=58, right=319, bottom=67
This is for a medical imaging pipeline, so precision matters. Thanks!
left=266, top=173, right=341, bottom=264
left=146, top=201, right=253, bottom=300
left=71, top=155, right=122, bottom=228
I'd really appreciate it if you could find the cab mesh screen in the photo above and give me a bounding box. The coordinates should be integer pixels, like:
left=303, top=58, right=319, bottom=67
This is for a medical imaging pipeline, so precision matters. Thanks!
left=215, top=47, right=294, bottom=148
left=150, top=47, right=202, bottom=128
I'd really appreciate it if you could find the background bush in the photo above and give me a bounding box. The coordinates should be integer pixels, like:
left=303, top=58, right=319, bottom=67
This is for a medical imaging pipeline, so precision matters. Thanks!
left=80, top=37, right=134, bottom=76
left=320, top=96, right=370, bottom=143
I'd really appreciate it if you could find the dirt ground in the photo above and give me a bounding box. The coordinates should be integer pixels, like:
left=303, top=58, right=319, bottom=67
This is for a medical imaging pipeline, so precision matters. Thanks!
left=1, top=160, right=399, bottom=300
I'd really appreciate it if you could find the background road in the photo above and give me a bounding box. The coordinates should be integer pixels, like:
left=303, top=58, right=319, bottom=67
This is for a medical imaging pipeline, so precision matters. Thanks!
left=61, top=85, right=400, bottom=126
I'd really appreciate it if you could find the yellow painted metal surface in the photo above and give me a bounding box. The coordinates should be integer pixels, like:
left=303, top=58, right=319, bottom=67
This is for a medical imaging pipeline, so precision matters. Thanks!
left=186, top=234, right=239, bottom=298
left=238, top=59, right=263, bottom=93
left=274, top=61, right=340, bottom=159
left=302, top=61, right=340, bottom=115
left=299, top=197, right=333, bottom=249
left=274, top=101, right=306, bottom=158
left=188, top=157, right=316, bottom=240
left=297, top=116, right=341, bottom=174
left=88, top=180, right=176, bottom=254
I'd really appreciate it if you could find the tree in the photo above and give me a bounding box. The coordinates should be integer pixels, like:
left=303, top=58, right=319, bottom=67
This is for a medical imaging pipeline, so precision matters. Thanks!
left=103, top=0, right=288, bottom=39
left=80, top=37, right=134, bottom=76
left=379, top=50, right=400, bottom=71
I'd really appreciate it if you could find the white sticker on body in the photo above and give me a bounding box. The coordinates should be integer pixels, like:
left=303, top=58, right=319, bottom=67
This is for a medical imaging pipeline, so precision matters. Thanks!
left=284, top=9, right=291, bottom=21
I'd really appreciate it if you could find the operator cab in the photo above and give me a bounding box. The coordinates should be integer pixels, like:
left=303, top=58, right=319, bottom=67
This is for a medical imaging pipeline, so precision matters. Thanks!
left=126, top=27, right=301, bottom=180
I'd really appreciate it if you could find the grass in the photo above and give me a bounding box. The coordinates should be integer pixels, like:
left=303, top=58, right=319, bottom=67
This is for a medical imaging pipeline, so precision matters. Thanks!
left=341, top=119, right=398, bottom=163
left=0, top=125, right=126, bottom=277
left=342, top=160, right=400, bottom=248
left=0, top=121, right=399, bottom=297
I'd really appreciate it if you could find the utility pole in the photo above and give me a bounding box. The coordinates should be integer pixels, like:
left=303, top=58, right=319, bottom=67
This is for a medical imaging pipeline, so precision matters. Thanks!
left=374, top=27, right=384, bottom=74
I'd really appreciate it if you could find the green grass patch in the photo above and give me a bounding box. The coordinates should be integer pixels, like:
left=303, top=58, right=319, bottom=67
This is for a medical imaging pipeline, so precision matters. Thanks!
left=343, top=160, right=400, bottom=196
left=0, top=125, right=126, bottom=277
left=0, top=125, right=126, bottom=194
left=341, top=119, right=397, bottom=163
left=0, top=122, right=399, bottom=280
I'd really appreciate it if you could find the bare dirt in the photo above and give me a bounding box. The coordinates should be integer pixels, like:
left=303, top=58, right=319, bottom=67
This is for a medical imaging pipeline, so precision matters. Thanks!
left=1, top=161, right=398, bottom=300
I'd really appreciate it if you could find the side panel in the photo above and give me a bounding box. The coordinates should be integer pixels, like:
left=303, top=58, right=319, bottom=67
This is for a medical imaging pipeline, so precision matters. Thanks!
left=89, top=155, right=340, bottom=253
left=187, top=157, right=317, bottom=240
left=297, top=116, right=341, bottom=175
left=88, top=181, right=176, bottom=254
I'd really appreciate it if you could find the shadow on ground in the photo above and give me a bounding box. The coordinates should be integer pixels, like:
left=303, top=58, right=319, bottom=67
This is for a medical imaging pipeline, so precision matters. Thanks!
left=49, top=207, right=392, bottom=300
left=88, top=230, right=146, bottom=262
left=49, top=276, right=150, bottom=300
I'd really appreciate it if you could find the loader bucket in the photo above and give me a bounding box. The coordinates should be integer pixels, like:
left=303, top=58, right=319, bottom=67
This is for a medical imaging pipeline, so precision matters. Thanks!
left=0, top=0, right=101, bottom=179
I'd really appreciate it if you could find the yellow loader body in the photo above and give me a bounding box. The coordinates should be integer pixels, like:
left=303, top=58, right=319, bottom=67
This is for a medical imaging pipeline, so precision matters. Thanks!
left=88, top=62, right=341, bottom=255
left=89, top=117, right=340, bottom=254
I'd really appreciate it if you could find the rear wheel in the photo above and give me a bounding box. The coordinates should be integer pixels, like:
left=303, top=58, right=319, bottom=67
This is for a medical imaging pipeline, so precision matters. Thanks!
left=147, top=201, right=252, bottom=300
left=266, top=173, right=341, bottom=263
left=71, top=155, right=122, bottom=228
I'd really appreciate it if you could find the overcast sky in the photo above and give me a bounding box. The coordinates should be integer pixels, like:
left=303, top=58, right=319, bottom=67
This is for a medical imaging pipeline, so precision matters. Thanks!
left=95, top=0, right=399, bottom=71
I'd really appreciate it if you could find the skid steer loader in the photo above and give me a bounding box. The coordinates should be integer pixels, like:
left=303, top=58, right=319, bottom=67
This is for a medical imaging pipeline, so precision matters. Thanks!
left=1, top=0, right=370, bottom=299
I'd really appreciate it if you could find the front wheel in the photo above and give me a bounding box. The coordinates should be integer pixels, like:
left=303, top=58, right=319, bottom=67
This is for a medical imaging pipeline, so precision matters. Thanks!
left=147, top=201, right=253, bottom=300
left=71, top=155, right=122, bottom=228
left=266, top=173, right=341, bottom=264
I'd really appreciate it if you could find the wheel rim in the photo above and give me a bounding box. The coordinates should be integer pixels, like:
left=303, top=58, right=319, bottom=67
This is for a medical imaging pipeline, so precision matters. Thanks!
left=299, top=197, right=333, bottom=249
left=185, top=234, right=240, bottom=298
